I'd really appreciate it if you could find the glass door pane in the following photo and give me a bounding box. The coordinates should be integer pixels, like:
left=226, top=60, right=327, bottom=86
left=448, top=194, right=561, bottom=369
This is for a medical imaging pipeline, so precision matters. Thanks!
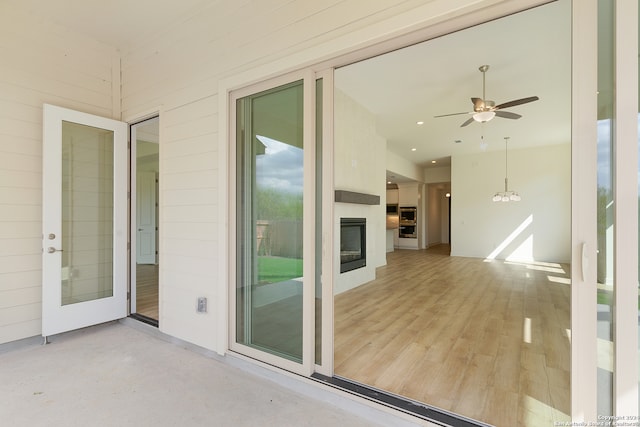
left=597, top=0, right=614, bottom=415
left=236, top=80, right=305, bottom=362
left=61, top=121, right=115, bottom=305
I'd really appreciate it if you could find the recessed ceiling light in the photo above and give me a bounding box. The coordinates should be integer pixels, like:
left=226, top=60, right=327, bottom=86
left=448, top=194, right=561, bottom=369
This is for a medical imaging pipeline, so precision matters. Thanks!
left=411, top=148, right=417, bottom=151
left=416, top=121, right=424, bottom=125
left=431, top=160, right=437, bottom=164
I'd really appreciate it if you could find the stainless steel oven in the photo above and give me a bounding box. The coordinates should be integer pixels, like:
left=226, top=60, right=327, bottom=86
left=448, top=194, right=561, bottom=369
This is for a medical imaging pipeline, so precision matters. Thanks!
left=399, top=224, right=417, bottom=238
left=399, top=206, right=417, bottom=223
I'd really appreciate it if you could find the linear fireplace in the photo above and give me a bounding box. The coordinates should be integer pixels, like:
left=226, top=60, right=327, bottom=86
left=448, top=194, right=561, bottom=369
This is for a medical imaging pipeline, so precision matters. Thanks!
left=340, top=217, right=366, bottom=273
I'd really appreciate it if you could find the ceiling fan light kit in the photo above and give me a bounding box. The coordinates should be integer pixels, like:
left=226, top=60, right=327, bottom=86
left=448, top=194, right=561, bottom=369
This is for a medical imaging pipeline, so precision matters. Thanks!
left=434, top=64, right=539, bottom=127
left=473, top=111, right=495, bottom=123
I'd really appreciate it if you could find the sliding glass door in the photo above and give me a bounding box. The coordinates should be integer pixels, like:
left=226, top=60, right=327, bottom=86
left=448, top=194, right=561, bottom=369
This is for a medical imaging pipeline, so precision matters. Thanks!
left=230, top=72, right=318, bottom=374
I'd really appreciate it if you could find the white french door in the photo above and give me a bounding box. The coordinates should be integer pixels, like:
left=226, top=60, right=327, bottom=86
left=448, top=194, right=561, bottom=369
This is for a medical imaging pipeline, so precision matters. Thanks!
left=42, top=104, right=128, bottom=337
left=136, top=171, right=157, bottom=265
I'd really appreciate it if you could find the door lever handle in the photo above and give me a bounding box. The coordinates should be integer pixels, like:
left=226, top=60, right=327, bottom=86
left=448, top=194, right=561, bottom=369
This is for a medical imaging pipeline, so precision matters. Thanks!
left=47, top=247, right=63, bottom=253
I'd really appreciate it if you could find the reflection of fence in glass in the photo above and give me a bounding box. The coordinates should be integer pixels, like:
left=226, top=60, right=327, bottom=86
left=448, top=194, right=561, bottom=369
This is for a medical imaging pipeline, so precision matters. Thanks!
left=256, top=220, right=302, bottom=258
left=256, top=220, right=303, bottom=285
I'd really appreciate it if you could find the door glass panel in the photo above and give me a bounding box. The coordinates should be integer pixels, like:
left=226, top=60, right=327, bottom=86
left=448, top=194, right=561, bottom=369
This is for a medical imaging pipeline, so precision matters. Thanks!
left=61, top=121, right=114, bottom=305
left=597, top=0, right=614, bottom=416
left=236, top=81, right=304, bottom=362
left=315, top=78, right=323, bottom=365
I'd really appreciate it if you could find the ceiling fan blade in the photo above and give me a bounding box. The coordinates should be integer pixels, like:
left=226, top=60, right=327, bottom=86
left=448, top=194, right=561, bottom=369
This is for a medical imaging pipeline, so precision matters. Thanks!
left=495, top=96, right=539, bottom=110
left=434, top=111, right=472, bottom=118
left=494, top=110, right=522, bottom=120
left=460, top=117, right=475, bottom=127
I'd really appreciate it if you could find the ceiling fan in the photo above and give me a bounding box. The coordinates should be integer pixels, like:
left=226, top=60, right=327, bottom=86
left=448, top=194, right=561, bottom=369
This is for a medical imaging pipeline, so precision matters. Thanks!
left=434, top=65, right=539, bottom=127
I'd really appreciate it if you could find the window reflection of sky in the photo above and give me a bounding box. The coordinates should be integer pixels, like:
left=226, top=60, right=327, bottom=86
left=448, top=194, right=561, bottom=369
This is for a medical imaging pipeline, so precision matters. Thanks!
left=598, top=114, right=640, bottom=194
left=597, top=118, right=612, bottom=191
left=255, top=135, right=303, bottom=194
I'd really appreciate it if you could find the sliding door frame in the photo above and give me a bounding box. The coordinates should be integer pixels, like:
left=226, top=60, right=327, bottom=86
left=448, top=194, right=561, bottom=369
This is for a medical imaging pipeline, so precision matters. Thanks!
left=228, top=70, right=317, bottom=376
left=612, top=0, right=638, bottom=416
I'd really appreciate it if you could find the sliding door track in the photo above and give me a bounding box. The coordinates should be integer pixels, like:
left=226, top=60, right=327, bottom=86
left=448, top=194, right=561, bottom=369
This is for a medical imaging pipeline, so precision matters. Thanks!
left=310, top=374, right=491, bottom=427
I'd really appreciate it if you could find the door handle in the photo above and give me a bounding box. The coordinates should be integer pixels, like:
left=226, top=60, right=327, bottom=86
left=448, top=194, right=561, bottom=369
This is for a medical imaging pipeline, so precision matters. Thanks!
left=47, top=247, right=63, bottom=253
left=581, top=242, right=588, bottom=282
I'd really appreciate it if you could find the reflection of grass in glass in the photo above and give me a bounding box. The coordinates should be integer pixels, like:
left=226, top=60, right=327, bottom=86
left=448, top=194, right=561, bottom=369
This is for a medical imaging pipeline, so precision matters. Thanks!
left=597, top=289, right=640, bottom=309
left=258, top=256, right=303, bottom=284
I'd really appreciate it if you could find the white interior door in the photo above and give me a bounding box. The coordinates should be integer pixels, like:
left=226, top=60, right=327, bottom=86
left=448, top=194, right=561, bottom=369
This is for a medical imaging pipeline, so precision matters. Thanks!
left=136, top=171, right=156, bottom=264
left=42, top=104, right=128, bottom=337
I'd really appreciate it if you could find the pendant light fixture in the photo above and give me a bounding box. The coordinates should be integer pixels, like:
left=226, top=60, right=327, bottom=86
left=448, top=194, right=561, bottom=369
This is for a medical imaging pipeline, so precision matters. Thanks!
left=492, top=136, right=521, bottom=202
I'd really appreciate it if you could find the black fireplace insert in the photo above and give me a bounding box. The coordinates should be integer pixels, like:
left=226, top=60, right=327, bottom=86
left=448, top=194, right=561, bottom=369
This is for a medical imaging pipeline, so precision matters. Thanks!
left=340, top=218, right=366, bottom=273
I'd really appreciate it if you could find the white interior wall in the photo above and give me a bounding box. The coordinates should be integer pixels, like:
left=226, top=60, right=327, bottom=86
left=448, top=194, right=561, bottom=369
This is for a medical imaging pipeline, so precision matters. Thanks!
left=451, top=143, right=571, bottom=262
left=386, top=150, right=423, bottom=182
left=0, top=5, right=119, bottom=344
left=334, top=89, right=386, bottom=295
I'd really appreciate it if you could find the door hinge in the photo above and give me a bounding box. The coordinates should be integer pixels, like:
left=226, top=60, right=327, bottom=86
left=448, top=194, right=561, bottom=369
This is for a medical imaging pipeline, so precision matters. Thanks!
left=127, top=291, right=131, bottom=301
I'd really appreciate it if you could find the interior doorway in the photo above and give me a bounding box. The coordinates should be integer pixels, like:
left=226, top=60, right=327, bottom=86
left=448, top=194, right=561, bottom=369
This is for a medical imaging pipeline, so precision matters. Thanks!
left=130, top=117, right=160, bottom=325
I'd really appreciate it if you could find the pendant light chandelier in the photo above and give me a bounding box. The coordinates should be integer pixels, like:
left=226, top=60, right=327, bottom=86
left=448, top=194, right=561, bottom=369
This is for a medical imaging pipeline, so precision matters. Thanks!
left=492, top=136, right=521, bottom=202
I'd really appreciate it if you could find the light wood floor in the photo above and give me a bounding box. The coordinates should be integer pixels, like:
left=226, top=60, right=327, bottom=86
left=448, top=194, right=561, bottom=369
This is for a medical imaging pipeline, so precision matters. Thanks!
left=334, top=246, right=571, bottom=427
left=136, top=264, right=158, bottom=320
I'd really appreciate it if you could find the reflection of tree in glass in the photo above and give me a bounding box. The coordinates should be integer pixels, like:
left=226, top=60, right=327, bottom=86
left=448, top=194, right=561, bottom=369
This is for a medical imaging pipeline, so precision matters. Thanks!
left=256, top=188, right=303, bottom=220
left=596, top=186, right=613, bottom=285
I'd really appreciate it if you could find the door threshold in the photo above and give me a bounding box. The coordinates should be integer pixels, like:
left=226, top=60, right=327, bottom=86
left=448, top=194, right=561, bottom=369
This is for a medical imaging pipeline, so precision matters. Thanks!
left=129, top=313, right=158, bottom=328
left=311, top=374, right=490, bottom=427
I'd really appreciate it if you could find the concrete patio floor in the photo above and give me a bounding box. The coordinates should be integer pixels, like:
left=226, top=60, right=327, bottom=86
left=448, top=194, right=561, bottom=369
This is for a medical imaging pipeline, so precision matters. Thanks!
left=0, top=320, right=425, bottom=427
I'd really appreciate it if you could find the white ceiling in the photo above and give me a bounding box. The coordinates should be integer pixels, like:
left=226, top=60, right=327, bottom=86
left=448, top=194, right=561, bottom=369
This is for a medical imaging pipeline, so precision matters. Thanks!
left=335, top=0, right=572, bottom=170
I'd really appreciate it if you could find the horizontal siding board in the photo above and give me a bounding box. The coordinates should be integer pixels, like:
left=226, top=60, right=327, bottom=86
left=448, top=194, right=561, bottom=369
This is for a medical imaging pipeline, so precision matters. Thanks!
left=0, top=82, right=112, bottom=120
left=164, top=188, right=216, bottom=206
left=162, top=238, right=217, bottom=260
left=0, top=303, right=41, bottom=326
left=0, top=318, right=41, bottom=344
left=0, top=188, right=42, bottom=206
left=0, top=153, right=41, bottom=175
left=162, top=253, right=217, bottom=277
left=0, top=254, right=42, bottom=276
left=162, top=222, right=217, bottom=241
left=162, top=269, right=217, bottom=289
left=0, top=286, right=41, bottom=309
left=0, top=170, right=41, bottom=189
left=0, top=238, right=40, bottom=257
left=162, top=170, right=217, bottom=191
left=162, top=152, right=216, bottom=175
left=0, top=221, right=40, bottom=239
left=0, top=206, right=41, bottom=222
left=0, top=271, right=41, bottom=292
left=0, top=64, right=112, bottom=110
left=163, top=205, right=217, bottom=223
left=163, top=134, right=217, bottom=159
left=162, top=96, right=218, bottom=127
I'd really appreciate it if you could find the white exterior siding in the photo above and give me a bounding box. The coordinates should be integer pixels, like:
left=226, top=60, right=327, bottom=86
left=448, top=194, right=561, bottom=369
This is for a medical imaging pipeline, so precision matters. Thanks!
left=0, top=5, right=119, bottom=343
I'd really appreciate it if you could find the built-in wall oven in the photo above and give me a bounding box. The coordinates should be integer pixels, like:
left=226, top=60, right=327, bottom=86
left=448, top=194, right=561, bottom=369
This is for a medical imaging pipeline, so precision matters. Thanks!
left=399, top=206, right=417, bottom=223
left=399, top=206, right=417, bottom=238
